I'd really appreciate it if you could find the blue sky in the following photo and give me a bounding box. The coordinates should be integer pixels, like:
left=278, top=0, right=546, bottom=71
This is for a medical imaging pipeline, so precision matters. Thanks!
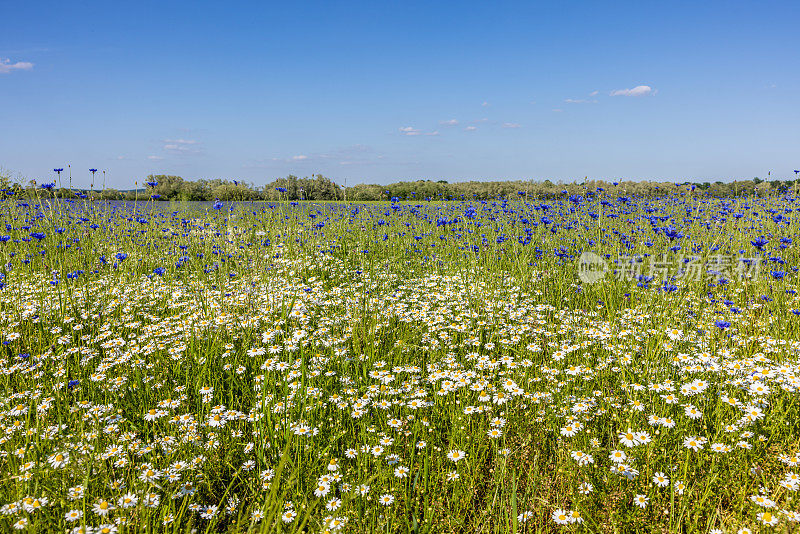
left=1, top=1, right=798, bottom=189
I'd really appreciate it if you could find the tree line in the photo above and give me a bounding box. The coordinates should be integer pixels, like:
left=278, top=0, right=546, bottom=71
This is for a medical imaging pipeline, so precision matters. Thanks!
left=2, top=168, right=799, bottom=201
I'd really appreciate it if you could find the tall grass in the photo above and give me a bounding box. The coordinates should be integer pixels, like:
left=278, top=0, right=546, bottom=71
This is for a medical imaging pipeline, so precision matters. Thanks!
left=0, top=187, right=798, bottom=532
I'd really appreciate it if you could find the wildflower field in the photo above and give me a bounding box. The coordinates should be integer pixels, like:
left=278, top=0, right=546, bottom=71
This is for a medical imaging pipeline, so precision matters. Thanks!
left=2, top=187, right=800, bottom=533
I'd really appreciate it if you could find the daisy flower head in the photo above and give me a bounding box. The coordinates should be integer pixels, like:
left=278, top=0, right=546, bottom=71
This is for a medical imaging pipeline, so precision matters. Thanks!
left=683, top=436, right=704, bottom=452
left=281, top=509, right=297, bottom=523
left=93, top=499, right=115, bottom=516
left=552, top=509, right=571, bottom=525
left=487, top=428, right=503, bottom=438
left=314, top=483, right=331, bottom=497
left=609, top=450, right=627, bottom=463
left=652, top=472, right=669, bottom=487
left=48, top=451, right=69, bottom=469
left=447, top=449, right=466, bottom=462
left=619, top=429, right=639, bottom=448
left=65, top=510, right=83, bottom=522
left=569, top=510, right=583, bottom=524
left=750, top=494, right=776, bottom=508
left=757, top=511, right=779, bottom=526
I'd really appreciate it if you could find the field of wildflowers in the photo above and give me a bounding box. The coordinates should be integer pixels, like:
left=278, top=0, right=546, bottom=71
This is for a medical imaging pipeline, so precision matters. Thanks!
left=1, top=184, right=799, bottom=533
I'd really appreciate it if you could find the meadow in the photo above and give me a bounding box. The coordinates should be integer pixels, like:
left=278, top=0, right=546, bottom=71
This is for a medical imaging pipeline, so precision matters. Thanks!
left=0, top=185, right=799, bottom=533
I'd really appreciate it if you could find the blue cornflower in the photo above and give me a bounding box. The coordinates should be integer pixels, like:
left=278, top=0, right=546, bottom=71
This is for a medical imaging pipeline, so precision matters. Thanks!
left=751, top=236, right=769, bottom=250
left=663, top=226, right=683, bottom=240
left=714, top=320, right=731, bottom=329
left=213, top=199, right=223, bottom=210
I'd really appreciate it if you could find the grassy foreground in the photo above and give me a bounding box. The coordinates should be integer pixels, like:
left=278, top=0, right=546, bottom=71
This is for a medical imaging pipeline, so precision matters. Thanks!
left=0, top=189, right=799, bottom=533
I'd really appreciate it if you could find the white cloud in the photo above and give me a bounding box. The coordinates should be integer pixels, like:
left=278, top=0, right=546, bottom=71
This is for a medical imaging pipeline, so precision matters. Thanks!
left=564, top=98, right=598, bottom=104
left=610, top=85, right=653, bottom=97
left=0, top=58, right=33, bottom=74
left=164, top=138, right=198, bottom=145
left=502, top=122, right=521, bottom=129
left=439, top=119, right=459, bottom=126
left=399, top=126, right=438, bottom=136
left=162, top=138, right=202, bottom=154
left=464, top=126, right=477, bottom=131
left=589, top=90, right=599, bottom=96
left=147, top=155, right=164, bottom=160
left=243, top=144, right=383, bottom=169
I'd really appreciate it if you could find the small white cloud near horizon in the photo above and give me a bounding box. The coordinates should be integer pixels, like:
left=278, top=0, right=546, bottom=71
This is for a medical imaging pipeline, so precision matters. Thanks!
left=502, top=122, right=521, bottom=129
left=0, top=58, right=34, bottom=74
left=399, top=126, right=438, bottom=136
left=589, top=90, right=599, bottom=96
left=147, top=155, right=164, bottom=160
left=610, top=85, right=653, bottom=97
left=564, top=98, right=598, bottom=104
left=164, top=138, right=198, bottom=145
left=439, top=119, right=459, bottom=126
left=242, top=144, right=383, bottom=169
left=464, top=125, right=477, bottom=131
left=162, top=138, right=202, bottom=154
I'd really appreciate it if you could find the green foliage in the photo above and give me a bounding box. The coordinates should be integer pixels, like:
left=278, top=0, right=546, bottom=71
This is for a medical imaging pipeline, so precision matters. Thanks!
left=4, top=166, right=796, bottom=201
